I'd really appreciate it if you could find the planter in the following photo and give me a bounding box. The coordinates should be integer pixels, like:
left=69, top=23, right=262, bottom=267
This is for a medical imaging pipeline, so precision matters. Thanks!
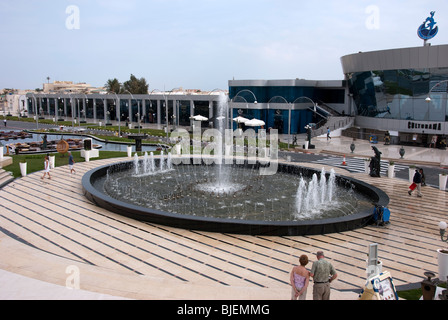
left=364, top=161, right=370, bottom=174
left=439, top=174, right=448, bottom=191
left=49, top=155, right=55, bottom=169
left=84, top=150, right=90, bottom=162
left=366, top=259, right=383, bottom=279
left=388, top=165, right=395, bottom=178
left=437, top=249, right=448, bottom=283
left=81, top=149, right=99, bottom=159
left=19, top=162, right=27, bottom=177
left=127, top=145, right=133, bottom=158
left=409, top=168, right=416, bottom=183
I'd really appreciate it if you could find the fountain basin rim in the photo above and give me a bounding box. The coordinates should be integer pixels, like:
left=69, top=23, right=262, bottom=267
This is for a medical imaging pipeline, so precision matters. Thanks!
left=82, top=161, right=389, bottom=236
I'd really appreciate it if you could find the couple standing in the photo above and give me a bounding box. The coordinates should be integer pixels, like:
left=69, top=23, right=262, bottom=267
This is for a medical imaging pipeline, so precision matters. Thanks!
left=290, top=251, right=337, bottom=300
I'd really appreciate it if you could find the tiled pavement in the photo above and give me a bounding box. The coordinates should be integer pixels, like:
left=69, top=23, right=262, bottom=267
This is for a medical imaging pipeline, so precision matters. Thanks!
left=0, top=152, right=446, bottom=300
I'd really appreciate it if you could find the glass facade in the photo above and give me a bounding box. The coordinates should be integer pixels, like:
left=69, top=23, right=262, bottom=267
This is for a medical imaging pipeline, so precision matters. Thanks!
left=348, top=68, right=448, bottom=121
left=144, top=99, right=158, bottom=123
left=25, top=85, right=344, bottom=134
left=229, top=85, right=344, bottom=134
left=229, top=86, right=345, bottom=104
left=178, top=100, right=191, bottom=126
left=231, top=108, right=313, bottom=135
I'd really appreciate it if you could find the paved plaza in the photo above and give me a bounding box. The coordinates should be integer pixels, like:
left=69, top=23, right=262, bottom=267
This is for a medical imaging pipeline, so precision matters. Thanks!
left=0, top=132, right=447, bottom=300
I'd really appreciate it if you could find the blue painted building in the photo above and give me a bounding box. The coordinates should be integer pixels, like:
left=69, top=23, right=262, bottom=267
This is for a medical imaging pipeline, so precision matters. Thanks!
left=228, top=79, right=347, bottom=134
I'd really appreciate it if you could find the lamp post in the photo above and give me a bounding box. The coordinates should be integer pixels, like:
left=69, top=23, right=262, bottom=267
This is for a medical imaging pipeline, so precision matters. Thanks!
left=292, top=96, right=318, bottom=148
left=425, top=80, right=448, bottom=103
left=149, top=89, right=163, bottom=129
left=232, top=89, right=258, bottom=131
left=440, top=221, right=448, bottom=242
left=164, top=88, right=182, bottom=142
left=124, top=90, right=141, bottom=134
left=80, top=93, right=88, bottom=124
left=29, top=93, right=39, bottom=130
left=234, top=89, right=257, bottom=104
left=67, top=93, right=75, bottom=128
left=56, top=97, right=64, bottom=121
left=109, top=91, right=121, bottom=137
left=208, top=88, right=228, bottom=130
left=437, top=221, right=448, bottom=288
left=267, top=96, right=289, bottom=147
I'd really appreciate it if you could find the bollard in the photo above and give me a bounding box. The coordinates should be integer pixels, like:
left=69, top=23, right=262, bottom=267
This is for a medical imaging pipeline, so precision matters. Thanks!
left=421, top=271, right=437, bottom=300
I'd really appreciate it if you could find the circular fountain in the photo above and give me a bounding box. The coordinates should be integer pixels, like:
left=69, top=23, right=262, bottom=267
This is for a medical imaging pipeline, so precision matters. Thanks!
left=82, top=92, right=388, bottom=236
left=82, top=152, right=389, bottom=236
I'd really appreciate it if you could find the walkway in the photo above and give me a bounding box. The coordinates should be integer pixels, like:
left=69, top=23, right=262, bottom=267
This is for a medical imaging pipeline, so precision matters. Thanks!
left=0, top=148, right=446, bottom=299
left=287, top=134, right=448, bottom=167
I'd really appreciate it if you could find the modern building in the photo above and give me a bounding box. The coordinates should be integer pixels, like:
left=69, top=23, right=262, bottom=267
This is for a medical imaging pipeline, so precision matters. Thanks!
left=21, top=38, right=448, bottom=145
left=227, top=43, right=448, bottom=143
left=25, top=91, right=228, bottom=129
left=228, top=79, right=347, bottom=134
left=341, top=44, right=448, bottom=144
left=1, top=90, right=30, bottom=117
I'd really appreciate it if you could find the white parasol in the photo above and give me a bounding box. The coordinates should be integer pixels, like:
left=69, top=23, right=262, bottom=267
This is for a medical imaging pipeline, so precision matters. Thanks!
left=244, top=118, right=265, bottom=127
left=233, top=116, right=249, bottom=124
left=191, top=115, right=209, bottom=121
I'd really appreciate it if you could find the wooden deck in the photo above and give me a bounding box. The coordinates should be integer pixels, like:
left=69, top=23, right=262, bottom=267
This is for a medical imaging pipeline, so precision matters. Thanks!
left=0, top=158, right=445, bottom=299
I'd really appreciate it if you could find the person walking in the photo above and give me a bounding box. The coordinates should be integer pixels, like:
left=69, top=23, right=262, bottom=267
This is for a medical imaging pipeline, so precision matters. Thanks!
left=408, top=168, right=423, bottom=197
left=326, top=127, right=331, bottom=140
left=289, top=254, right=310, bottom=300
left=41, top=155, right=51, bottom=180
left=310, top=251, right=337, bottom=300
left=68, top=151, right=76, bottom=174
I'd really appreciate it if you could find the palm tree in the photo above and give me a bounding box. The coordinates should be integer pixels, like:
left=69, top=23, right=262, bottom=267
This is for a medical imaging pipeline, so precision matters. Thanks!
left=105, top=78, right=122, bottom=94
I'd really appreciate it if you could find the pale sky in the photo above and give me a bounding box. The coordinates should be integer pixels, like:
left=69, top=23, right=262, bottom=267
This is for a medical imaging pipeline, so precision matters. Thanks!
left=1, top=0, right=447, bottom=91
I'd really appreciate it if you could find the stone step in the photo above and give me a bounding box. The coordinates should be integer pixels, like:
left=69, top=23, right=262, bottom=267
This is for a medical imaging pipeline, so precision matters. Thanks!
left=0, top=169, right=14, bottom=189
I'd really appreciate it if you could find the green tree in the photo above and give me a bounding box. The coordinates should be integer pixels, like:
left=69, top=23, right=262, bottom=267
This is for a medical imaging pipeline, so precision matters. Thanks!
left=105, top=78, right=122, bottom=94
left=122, top=74, right=149, bottom=94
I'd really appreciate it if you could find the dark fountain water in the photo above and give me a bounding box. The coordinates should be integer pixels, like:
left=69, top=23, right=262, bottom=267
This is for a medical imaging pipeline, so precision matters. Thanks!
left=82, top=92, right=388, bottom=235
left=83, top=150, right=388, bottom=236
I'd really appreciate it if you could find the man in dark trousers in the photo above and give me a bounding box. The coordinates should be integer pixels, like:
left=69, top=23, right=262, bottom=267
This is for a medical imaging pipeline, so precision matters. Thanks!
left=408, top=168, right=423, bottom=197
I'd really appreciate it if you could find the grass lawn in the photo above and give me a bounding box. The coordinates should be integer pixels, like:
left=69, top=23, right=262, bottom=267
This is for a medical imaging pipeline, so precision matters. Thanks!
left=397, top=282, right=446, bottom=300
left=2, top=151, right=132, bottom=178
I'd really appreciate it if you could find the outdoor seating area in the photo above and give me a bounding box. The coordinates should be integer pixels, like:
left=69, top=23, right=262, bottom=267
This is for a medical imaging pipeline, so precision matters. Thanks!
left=4, top=138, right=101, bottom=155
left=0, top=130, right=32, bottom=141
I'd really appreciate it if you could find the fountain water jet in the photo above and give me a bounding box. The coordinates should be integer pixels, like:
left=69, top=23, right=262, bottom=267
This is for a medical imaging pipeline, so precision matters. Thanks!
left=295, top=168, right=338, bottom=219
left=83, top=158, right=389, bottom=236
left=82, top=94, right=389, bottom=236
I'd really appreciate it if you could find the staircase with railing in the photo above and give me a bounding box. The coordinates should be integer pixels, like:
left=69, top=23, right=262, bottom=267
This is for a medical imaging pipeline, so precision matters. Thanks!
left=311, top=116, right=355, bottom=138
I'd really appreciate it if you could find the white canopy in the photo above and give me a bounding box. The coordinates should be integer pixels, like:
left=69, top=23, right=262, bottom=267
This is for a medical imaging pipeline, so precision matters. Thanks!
left=233, top=116, right=249, bottom=123
left=191, top=115, right=208, bottom=121
left=244, top=118, right=265, bottom=127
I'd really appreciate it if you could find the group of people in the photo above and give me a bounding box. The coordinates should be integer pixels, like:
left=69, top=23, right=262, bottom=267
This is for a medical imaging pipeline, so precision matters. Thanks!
left=290, top=251, right=337, bottom=300
left=40, top=151, right=76, bottom=180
